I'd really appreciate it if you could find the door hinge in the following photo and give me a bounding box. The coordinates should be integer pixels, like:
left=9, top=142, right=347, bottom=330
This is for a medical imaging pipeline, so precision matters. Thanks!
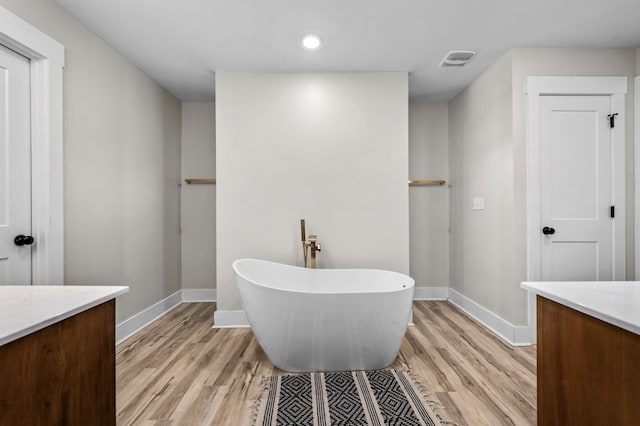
left=611, top=205, right=615, bottom=218
left=608, top=113, right=618, bottom=128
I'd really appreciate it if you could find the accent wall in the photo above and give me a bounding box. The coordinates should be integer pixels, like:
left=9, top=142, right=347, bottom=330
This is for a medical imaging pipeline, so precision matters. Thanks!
left=215, top=72, right=409, bottom=318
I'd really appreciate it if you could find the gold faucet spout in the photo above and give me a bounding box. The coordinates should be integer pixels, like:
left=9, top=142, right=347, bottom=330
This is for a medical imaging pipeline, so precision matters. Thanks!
left=299, top=220, right=321, bottom=268
left=309, top=235, right=321, bottom=269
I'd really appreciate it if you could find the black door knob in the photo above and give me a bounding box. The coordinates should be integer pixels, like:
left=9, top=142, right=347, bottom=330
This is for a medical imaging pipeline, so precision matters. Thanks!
left=14, top=235, right=35, bottom=246
left=542, top=227, right=555, bottom=235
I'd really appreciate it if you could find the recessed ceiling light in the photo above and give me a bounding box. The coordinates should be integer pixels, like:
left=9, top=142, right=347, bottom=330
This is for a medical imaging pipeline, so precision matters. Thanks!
left=302, top=34, right=322, bottom=50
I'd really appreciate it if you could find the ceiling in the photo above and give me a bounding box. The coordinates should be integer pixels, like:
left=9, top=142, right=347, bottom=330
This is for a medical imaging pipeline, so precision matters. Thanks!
left=52, top=0, right=640, bottom=102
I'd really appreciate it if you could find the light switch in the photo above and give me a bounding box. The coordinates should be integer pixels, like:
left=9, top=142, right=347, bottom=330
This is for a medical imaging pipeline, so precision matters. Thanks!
left=473, top=197, right=485, bottom=210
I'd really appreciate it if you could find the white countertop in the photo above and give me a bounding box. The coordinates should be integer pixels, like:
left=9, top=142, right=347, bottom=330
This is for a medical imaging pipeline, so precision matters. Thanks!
left=521, top=281, right=640, bottom=336
left=0, top=285, right=129, bottom=346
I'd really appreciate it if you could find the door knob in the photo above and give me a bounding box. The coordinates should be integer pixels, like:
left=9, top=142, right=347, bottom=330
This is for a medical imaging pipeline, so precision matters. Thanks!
left=14, top=235, right=35, bottom=246
left=542, top=227, right=555, bottom=235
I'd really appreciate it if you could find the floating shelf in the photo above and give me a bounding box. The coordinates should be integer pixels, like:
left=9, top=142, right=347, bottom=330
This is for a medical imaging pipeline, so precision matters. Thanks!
left=408, top=179, right=446, bottom=186
left=184, top=178, right=216, bottom=184
left=184, top=178, right=444, bottom=186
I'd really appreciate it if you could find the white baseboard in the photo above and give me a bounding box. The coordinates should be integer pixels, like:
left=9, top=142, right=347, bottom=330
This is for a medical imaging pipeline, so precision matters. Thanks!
left=213, top=310, right=250, bottom=328
left=116, top=288, right=217, bottom=344
left=447, top=289, right=531, bottom=346
left=182, top=288, right=216, bottom=302
left=116, top=290, right=183, bottom=344
left=413, top=286, right=448, bottom=300
left=116, top=287, right=532, bottom=347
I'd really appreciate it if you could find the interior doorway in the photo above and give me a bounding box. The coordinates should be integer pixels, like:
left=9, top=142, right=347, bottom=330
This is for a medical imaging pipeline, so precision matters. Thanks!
left=525, top=76, right=627, bottom=343
left=539, top=94, right=615, bottom=281
left=0, top=5, right=65, bottom=285
left=0, top=44, right=32, bottom=285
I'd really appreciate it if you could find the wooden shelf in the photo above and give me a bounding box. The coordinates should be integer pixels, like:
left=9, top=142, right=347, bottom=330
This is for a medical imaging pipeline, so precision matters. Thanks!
left=408, top=179, right=446, bottom=186
left=183, top=178, right=445, bottom=186
left=184, top=178, right=216, bottom=185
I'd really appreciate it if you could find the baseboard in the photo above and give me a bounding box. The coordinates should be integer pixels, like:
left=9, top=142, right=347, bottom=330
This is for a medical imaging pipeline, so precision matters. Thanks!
left=447, top=289, right=531, bottom=346
left=116, top=287, right=532, bottom=346
left=182, top=288, right=216, bottom=302
left=213, top=310, right=250, bottom=328
left=413, top=286, right=448, bottom=300
left=115, top=290, right=183, bottom=344
left=116, top=288, right=217, bottom=344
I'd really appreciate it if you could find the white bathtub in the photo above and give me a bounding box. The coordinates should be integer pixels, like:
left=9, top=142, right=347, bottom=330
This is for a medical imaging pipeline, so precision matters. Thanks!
left=233, top=258, right=415, bottom=372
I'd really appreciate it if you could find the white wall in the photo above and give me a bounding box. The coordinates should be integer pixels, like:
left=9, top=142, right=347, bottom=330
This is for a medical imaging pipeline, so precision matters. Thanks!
left=449, top=52, right=520, bottom=323
left=0, top=0, right=183, bottom=323
left=181, top=102, right=216, bottom=290
left=216, top=72, right=409, bottom=312
left=409, top=103, right=449, bottom=288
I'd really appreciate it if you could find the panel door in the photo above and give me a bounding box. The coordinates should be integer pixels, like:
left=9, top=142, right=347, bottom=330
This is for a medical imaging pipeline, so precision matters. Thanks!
left=540, top=95, right=613, bottom=281
left=0, top=44, right=32, bottom=285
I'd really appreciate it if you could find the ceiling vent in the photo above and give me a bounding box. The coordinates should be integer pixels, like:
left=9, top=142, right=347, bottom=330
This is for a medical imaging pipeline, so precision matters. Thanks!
left=439, top=50, right=476, bottom=68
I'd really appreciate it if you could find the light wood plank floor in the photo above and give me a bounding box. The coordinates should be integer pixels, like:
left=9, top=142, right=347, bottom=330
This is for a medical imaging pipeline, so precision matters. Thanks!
left=116, top=301, right=536, bottom=425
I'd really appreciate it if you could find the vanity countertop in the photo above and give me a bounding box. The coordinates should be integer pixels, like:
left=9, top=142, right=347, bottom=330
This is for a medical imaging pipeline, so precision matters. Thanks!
left=521, top=281, right=640, bottom=336
left=0, top=285, right=129, bottom=346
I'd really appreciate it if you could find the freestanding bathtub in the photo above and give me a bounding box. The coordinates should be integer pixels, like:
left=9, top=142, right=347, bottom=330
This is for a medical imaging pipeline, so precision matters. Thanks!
left=233, top=258, right=415, bottom=372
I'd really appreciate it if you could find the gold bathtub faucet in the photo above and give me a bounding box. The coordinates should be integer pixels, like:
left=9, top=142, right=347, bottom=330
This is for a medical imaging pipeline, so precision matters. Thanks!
left=308, top=235, right=321, bottom=269
left=300, top=219, right=321, bottom=268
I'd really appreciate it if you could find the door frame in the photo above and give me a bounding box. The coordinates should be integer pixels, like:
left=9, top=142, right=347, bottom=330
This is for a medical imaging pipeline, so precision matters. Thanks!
left=635, top=75, right=640, bottom=280
left=0, top=6, right=64, bottom=284
left=525, top=76, right=627, bottom=343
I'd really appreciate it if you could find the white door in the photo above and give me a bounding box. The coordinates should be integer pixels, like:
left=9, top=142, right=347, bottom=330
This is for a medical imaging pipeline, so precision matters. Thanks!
left=540, top=95, right=614, bottom=281
left=0, top=44, right=32, bottom=285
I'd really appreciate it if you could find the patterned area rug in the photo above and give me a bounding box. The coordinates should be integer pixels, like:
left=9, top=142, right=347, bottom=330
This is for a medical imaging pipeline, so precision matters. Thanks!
left=253, top=369, right=441, bottom=426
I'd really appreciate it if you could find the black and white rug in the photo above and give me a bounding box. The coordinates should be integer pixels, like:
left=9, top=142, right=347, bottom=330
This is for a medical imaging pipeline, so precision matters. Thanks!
left=253, top=369, right=441, bottom=426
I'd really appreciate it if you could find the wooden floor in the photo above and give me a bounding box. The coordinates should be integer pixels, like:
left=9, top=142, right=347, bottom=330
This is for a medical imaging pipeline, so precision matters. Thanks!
left=116, top=301, right=537, bottom=425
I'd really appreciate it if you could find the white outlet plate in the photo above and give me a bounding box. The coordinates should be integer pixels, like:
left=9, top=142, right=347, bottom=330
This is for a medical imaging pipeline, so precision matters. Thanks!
left=473, top=197, right=485, bottom=210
